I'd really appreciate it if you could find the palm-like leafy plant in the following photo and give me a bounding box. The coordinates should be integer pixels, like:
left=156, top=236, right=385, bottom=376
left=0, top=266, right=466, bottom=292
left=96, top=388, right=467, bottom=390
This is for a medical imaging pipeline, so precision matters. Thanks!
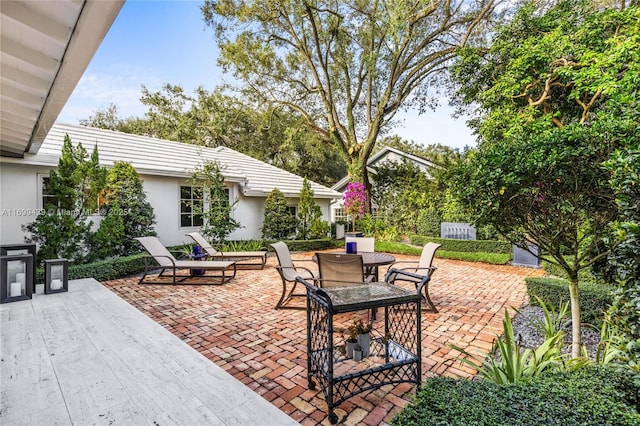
left=450, top=309, right=566, bottom=384
left=516, top=296, right=569, bottom=340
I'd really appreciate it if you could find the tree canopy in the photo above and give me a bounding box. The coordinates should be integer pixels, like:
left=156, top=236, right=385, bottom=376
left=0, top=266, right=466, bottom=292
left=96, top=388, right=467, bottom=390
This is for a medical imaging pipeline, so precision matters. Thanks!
left=449, top=0, right=639, bottom=357
left=82, top=87, right=346, bottom=187
left=202, top=0, right=502, bottom=206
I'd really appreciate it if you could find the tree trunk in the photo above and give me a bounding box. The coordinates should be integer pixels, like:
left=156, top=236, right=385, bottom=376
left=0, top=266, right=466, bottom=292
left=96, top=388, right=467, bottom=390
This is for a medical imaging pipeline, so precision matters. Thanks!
left=567, top=278, right=582, bottom=358
left=362, top=157, right=372, bottom=214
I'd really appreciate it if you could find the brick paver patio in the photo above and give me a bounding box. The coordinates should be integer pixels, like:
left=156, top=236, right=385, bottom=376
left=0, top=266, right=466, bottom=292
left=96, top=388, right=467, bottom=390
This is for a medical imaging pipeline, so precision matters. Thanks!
left=103, top=251, right=544, bottom=425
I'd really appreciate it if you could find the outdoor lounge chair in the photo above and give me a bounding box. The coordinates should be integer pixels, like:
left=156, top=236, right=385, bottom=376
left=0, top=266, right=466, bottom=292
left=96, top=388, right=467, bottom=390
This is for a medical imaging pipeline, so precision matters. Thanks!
left=135, top=236, right=237, bottom=285
left=186, top=232, right=267, bottom=269
left=386, top=242, right=441, bottom=312
left=270, top=241, right=317, bottom=310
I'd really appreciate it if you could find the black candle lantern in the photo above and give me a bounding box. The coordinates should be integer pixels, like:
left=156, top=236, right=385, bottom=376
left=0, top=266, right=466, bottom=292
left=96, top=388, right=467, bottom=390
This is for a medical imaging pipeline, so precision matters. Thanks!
left=1, top=244, right=37, bottom=293
left=1, top=254, right=34, bottom=303
left=44, top=259, right=69, bottom=294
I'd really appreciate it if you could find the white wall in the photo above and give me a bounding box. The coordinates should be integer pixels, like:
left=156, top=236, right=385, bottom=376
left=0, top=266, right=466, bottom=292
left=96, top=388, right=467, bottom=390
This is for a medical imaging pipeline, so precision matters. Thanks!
left=142, top=175, right=271, bottom=246
left=0, top=163, right=46, bottom=245
left=1, top=164, right=335, bottom=248
left=0, top=163, right=103, bottom=246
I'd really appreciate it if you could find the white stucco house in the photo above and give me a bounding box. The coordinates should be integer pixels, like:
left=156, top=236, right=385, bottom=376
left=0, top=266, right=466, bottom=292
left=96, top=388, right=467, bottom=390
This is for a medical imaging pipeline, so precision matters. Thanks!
left=330, top=146, right=436, bottom=222
left=0, top=123, right=342, bottom=247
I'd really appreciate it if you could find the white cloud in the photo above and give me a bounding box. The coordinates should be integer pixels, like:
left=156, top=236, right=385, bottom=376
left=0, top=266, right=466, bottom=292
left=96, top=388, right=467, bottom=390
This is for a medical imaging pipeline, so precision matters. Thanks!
left=58, top=64, right=165, bottom=123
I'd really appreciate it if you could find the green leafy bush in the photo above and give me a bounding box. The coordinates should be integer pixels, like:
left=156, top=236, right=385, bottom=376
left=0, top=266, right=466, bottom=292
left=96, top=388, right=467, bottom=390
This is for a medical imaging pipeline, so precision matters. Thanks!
left=409, top=234, right=512, bottom=254
left=374, top=241, right=510, bottom=264
left=525, top=277, right=615, bottom=327
left=36, top=253, right=147, bottom=283
left=104, top=161, right=156, bottom=255
left=220, top=240, right=266, bottom=251
left=87, top=201, right=126, bottom=261
left=191, top=160, right=240, bottom=244
left=296, top=177, right=329, bottom=239
left=604, top=148, right=640, bottom=381
left=391, top=366, right=639, bottom=426
left=262, top=188, right=297, bottom=239
left=264, top=238, right=339, bottom=252
left=23, top=135, right=97, bottom=262
left=437, top=251, right=510, bottom=264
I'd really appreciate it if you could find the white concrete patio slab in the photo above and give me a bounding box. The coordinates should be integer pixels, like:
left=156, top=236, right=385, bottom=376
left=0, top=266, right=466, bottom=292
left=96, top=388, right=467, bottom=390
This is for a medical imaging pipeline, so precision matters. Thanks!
left=0, top=278, right=299, bottom=426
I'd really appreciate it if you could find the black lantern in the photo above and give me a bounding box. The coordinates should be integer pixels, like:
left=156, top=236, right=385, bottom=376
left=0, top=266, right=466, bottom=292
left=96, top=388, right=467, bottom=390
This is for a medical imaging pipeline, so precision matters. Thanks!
left=44, top=259, right=69, bottom=294
left=1, top=254, right=34, bottom=303
left=1, top=244, right=37, bottom=293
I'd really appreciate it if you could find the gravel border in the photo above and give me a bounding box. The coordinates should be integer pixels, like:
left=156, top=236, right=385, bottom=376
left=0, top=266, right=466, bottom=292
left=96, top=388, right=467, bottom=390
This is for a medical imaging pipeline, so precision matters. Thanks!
left=511, top=305, right=601, bottom=360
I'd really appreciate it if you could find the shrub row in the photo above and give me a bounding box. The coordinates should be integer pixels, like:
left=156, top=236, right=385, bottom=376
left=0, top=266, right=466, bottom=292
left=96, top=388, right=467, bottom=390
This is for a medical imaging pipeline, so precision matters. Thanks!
left=264, top=238, right=340, bottom=252
left=36, top=253, right=147, bottom=283
left=391, top=366, right=639, bottom=426
left=408, top=234, right=512, bottom=254
left=525, top=277, right=615, bottom=326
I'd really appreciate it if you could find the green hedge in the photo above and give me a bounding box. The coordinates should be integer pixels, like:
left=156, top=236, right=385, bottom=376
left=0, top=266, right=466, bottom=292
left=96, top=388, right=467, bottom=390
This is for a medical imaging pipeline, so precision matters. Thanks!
left=36, top=253, right=147, bottom=283
left=264, top=238, right=340, bottom=252
left=408, top=234, right=512, bottom=254
left=392, top=366, right=639, bottom=426
left=525, top=277, right=615, bottom=326
left=360, top=241, right=511, bottom=265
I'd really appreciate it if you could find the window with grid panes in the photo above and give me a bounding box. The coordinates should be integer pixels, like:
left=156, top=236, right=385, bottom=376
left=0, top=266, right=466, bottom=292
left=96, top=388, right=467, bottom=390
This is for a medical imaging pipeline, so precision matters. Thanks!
left=180, top=186, right=204, bottom=227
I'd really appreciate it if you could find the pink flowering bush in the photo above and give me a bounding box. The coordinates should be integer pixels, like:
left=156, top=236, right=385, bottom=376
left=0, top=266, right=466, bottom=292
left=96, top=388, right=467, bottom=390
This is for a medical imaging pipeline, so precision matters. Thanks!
left=343, top=182, right=366, bottom=231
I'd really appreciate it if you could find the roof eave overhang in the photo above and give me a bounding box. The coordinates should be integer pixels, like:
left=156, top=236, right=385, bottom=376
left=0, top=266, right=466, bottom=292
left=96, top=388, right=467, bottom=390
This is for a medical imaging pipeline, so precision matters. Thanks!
left=28, top=0, right=125, bottom=155
left=0, top=0, right=124, bottom=158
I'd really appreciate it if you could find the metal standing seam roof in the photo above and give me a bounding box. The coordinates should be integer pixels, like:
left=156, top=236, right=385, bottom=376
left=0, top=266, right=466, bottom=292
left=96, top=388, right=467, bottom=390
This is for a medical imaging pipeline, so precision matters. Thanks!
left=17, top=123, right=341, bottom=199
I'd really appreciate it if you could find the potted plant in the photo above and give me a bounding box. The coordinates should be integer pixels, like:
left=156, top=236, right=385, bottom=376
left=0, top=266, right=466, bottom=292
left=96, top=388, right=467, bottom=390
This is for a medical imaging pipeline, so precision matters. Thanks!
left=343, top=182, right=366, bottom=235
left=343, top=324, right=359, bottom=358
left=347, top=319, right=372, bottom=358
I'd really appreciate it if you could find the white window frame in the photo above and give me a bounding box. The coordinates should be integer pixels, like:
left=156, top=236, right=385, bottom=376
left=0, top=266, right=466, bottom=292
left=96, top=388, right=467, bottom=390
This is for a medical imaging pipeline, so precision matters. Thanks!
left=179, top=184, right=233, bottom=229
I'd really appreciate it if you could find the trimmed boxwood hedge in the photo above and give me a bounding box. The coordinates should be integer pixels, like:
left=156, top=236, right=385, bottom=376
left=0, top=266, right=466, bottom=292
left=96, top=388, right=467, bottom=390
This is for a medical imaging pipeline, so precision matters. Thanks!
left=391, top=366, right=639, bottom=426
left=525, top=277, right=615, bottom=326
left=408, top=234, right=512, bottom=254
left=263, top=238, right=340, bottom=252
left=36, top=253, right=147, bottom=283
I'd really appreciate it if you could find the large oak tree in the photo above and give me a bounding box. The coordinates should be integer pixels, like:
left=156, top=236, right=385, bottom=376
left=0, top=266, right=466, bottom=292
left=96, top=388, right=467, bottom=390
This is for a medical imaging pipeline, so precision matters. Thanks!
left=202, top=0, right=502, bottom=207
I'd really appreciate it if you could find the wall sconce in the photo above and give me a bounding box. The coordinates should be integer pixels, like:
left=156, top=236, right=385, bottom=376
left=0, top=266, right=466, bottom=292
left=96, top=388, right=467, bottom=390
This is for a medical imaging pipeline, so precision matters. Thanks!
left=44, top=259, right=69, bottom=294
left=1, top=254, right=34, bottom=303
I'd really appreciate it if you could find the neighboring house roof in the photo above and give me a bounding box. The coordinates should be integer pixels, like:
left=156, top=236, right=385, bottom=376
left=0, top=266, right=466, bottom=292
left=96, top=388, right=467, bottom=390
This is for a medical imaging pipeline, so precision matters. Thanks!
left=4, top=123, right=341, bottom=200
left=332, top=146, right=436, bottom=193
left=0, top=1, right=124, bottom=158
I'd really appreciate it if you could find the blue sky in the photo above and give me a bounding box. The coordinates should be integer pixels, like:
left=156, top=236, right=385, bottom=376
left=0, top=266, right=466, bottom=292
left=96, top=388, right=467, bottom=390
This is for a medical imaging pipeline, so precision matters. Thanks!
left=59, top=0, right=477, bottom=150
